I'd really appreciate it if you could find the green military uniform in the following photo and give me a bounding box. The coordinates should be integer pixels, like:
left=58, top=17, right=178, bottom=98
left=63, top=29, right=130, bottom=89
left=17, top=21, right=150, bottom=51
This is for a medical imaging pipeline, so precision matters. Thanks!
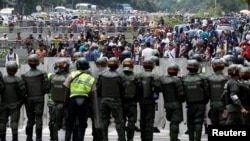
left=0, top=61, right=26, bottom=141
left=50, top=71, right=69, bottom=141
left=120, top=58, right=139, bottom=141
left=159, top=63, right=185, bottom=141
left=182, top=60, right=209, bottom=141
left=137, top=58, right=161, bottom=141
left=207, top=59, right=229, bottom=125
left=96, top=57, right=126, bottom=141
left=22, top=54, right=50, bottom=141
left=47, top=73, right=55, bottom=141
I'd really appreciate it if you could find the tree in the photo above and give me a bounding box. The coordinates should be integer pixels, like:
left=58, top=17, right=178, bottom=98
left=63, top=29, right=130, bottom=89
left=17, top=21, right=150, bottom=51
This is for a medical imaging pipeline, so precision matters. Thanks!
left=239, top=0, right=250, bottom=9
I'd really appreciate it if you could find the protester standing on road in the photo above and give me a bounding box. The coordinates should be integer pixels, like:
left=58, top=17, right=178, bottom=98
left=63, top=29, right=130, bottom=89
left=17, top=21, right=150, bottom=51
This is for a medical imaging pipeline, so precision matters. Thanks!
left=96, top=57, right=126, bottom=141
left=22, top=54, right=50, bottom=141
left=63, top=57, right=95, bottom=141
left=36, top=43, right=47, bottom=64
left=0, top=61, right=26, bottom=141
left=5, top=47, right=19, bottom=67
left=159, top=63, right=185, bottom=141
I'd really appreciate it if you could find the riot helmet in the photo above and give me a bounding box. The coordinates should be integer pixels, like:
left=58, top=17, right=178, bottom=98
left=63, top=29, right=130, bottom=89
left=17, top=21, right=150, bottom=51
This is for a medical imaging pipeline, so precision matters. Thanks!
left=143, top=58, right=155, bottom=71
left=28, top=54, right=39, bottom=68
left=72, top=52, right=83, bottom=62
left=6, top=61, right=18, bottom=75
left=108, top=57, right=119, bottom=70
left=187, top=59, right=200, bottom=72
left=122, top=58, right=134, bottom=72
left=167, top=63, right=179, bottom=75
left=222, top=55, right=234, bottom=67
left=150, top=56, right=160, bottom=66
left=192, top=54, right=203, bottom=62
left=236, top=55, right=245, bottom=65
left=54, top=59, right=70, bottom=73
left=95, top=57, right=108, bottom=68
left=119, top=50, right=132, bottom=63
left=240, top=67, right=250, bottom=80
left=227, top=64, right=240, bottom=77
left=212, top=58, right=225, bottom=72
left=76, top=57, right=90, bottom=70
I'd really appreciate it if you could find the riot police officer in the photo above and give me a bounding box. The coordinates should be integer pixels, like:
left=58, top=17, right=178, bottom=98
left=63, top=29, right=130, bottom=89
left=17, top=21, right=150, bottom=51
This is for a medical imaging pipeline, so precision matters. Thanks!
left=49, top=59, right=70, bottom=141
left=0, top=61, right=26, bottom=141
left=120, top=58, right=139, bottom=141
left=181, top=59, right=209, bottom=141
left=223, top=64, right=248, bottom=125
left=22, top=54, right=50, bottom=141
left=119, top=50, right=132, bottom=63
left=159, top=63, right=185, bottom=141
left=63, top=57, right=95, bottom=141
left=238, top=67, right=250, bottom=124
left=89, top=57, right=108, bottom=141
left=137, top=58, right=161, bottom=141
left=96, top=57, right=126, bottom=141
left=207, top=58, right=229, bottom=125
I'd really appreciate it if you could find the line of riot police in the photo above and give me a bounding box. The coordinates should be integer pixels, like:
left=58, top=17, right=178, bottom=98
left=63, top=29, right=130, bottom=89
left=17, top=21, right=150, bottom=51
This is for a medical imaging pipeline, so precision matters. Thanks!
left=0, top=50, right=250, bottom=141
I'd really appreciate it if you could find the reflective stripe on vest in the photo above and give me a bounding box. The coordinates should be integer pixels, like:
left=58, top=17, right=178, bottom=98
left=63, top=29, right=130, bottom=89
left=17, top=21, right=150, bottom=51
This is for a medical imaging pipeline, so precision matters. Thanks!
left=47, top=73, right=53, bottom=103
left=70, top=71, right=95, bottom=98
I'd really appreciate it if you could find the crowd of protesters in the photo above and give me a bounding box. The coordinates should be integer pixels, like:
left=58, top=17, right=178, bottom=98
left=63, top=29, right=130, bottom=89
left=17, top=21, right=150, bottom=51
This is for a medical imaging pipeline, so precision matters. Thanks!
left=1, top=13, right=250, bottom=67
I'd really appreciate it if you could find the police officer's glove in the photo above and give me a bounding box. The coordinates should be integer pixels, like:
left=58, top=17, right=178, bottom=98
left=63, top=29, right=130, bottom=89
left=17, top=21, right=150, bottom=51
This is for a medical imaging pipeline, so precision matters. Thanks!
left=153, top=93, right=159, bottom=100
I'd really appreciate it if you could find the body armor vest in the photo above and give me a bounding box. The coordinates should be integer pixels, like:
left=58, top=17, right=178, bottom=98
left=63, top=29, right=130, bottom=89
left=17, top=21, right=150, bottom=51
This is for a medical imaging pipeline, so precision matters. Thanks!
left=22, top=70, right=44, bottom=97
left=2, top=76, right=19, bottom=103
left=223, top=80, right=234, bottom=105
left=122, top=73, right=137, bottom=99
left=51, top=73, right=68, bottom=102
left=183, top=74, right=205, bottom=103
left=141, top=76, right=153, bottom=99
left=208, top=74, right=228, bottom=101
left=161, top=76, right=178, bottom=102
left=100, top=70, right=122, bottom=98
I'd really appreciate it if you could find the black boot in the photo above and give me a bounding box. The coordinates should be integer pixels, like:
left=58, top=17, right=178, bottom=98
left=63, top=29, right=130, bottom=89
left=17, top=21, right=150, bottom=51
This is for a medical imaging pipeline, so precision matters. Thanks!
left=26, top=126, right=33, bottom=141
left=36, top=128, right=42, bottom=141
left=0, top=134, right=6, bottom=141
left=204, top=124, right=208, bottom=134
left=153, top=127, right=160, bottom=133
left=13, top=133, right=18, bottom=141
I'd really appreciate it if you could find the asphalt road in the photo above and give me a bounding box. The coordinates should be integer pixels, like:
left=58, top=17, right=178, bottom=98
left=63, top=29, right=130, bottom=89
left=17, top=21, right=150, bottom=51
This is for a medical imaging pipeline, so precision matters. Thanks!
left=5, top=120, right=208, bottom=141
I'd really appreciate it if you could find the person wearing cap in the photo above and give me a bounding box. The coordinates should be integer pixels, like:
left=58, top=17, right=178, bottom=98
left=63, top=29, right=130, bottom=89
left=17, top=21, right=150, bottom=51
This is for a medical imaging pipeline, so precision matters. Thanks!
left=0, top=33, right=8, bottom=48
left=5, top=47, right=19, bottom=67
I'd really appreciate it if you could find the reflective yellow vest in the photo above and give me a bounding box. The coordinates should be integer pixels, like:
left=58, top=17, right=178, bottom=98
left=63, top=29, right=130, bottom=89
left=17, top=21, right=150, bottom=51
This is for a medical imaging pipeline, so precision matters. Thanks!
left=70, top=71, right=95, bottom=98
left=47, top=73, right=53, bottom=103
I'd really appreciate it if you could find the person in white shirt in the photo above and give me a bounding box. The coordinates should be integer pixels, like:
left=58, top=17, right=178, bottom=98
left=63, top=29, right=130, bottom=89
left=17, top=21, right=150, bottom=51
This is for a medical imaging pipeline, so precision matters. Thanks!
left=163, top=42, right=176, bottom=58
left=5, top=47, right=19, bottom=67
left=141, top=42, right=154, bottom=62
left=0, top=33, right=8, bottom=48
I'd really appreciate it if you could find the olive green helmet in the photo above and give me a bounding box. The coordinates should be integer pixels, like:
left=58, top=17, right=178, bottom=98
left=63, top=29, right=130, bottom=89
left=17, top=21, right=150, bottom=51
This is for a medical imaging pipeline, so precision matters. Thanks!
left=72, top=52, right=83, bottom=62
left=187, top=59, right=200, bottom=72
left=28, top=54, right=39, bottom=68
left=143, top=58, right=155, bottom=71
left=167, top=63, right=179, bottom=75
left=108, top=57, right=119, bottom=70
left=122, top=58, right=134, bottom=72
left=6, top=61, right=18, bottom=75
left=95, top=57, right=108, bottom=68
left=212, top=58, right=225, bottom=72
